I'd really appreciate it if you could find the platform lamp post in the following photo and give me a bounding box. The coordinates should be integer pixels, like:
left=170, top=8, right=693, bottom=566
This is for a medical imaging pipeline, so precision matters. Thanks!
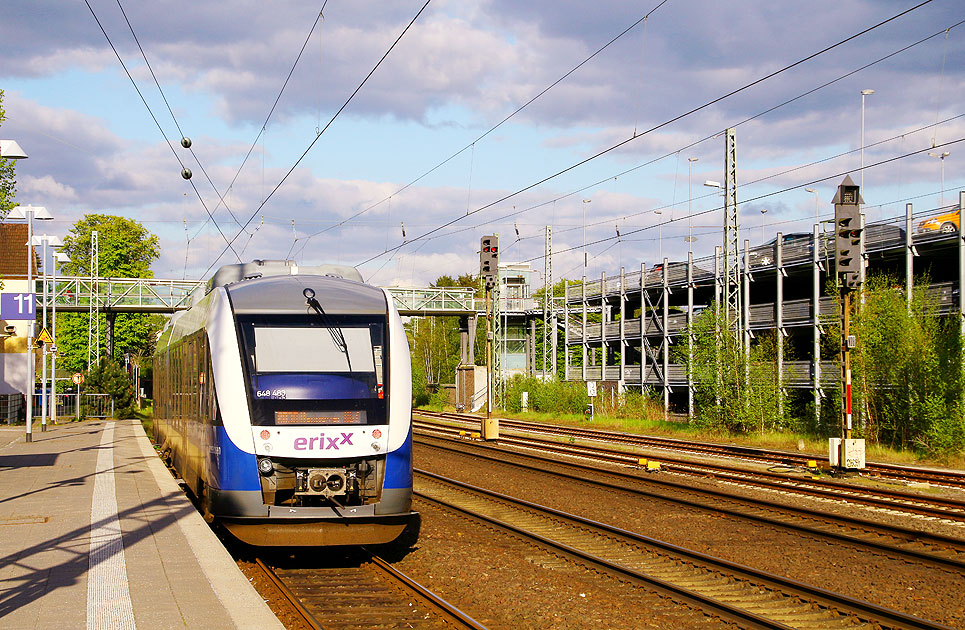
left=860, top=89, right=874, bottom=191
left=928, top=151, right=950, bottom=207
left=33, top=233, right=63, bottom=432
left=51, top=251, right=70, bottom=428
left=687, top=157, right=699, bottom=251
left=805, top=188, right=820, bottom=226
left=8, top=205, right=53, bottom=443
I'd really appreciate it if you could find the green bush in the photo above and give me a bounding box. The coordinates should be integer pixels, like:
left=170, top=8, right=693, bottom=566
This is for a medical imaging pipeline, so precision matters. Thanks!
left=85, top=357, right=136, bottom=419
left=504, top=376, right=589, bottom=415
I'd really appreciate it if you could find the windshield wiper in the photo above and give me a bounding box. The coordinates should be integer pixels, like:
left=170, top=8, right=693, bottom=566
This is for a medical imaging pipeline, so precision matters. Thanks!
left=303, top=287, right=352, bottom=371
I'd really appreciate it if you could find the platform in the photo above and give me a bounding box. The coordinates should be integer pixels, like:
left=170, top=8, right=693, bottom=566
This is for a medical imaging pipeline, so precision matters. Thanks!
left=0, top=419, right=284, bottom=630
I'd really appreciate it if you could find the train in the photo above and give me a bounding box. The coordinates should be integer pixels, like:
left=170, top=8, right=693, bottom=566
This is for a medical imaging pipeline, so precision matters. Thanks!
left=152, top=260, right=419, bottom=547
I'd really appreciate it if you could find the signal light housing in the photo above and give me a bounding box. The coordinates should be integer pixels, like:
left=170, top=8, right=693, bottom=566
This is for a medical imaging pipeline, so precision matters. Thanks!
left=479, top=235, right=499, bottom=286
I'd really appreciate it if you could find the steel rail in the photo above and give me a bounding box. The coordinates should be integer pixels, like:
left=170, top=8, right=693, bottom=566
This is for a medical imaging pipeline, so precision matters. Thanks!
left=415, top=470, right=952, bottom=630
left=416, top=410, right=965, bottom=492
left=413, top=432, right=965, bottom=572
left=365, top=553, right=489, bottom=630
left=257, top=552, right=487, bottom=630
left=414, top=419, right=965, bottom=521
left=255, top=557, right=325, bottom=630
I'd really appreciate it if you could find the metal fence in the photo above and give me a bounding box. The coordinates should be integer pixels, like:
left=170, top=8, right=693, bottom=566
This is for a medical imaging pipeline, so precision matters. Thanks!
left=83, top=393, right=115, bottom=419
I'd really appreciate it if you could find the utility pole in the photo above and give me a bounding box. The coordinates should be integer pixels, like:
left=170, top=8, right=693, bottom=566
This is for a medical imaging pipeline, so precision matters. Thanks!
left=832, top=175, right=866, bottom=470
left=543, top=226, right=553, bottom=380
left=722, top=128, right=741, bottom=344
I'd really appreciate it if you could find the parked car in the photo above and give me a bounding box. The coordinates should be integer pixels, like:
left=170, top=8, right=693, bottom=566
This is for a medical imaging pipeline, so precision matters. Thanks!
left=918, top=208, right=960, bottom=234
left=747, top=232, right=813, bottom=268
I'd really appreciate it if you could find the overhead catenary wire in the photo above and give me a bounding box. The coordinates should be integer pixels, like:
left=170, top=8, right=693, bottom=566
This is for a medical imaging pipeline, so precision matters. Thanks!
left=518, top=136, right=965, bottom=268
left=200, top=0, right=434, bottom=280
left=82, top=0, right=242, bottom=263
left=288, top=0, right=672, bottom=260
left=355, top=0, right=938, bottom=268
left=373, top=15, right=965, bottom=257
left=111, top=0, right=249, bottom=235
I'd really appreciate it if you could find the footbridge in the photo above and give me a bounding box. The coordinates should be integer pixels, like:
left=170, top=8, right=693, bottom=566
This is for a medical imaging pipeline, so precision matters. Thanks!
left=32, top=277, right=478, bottom=316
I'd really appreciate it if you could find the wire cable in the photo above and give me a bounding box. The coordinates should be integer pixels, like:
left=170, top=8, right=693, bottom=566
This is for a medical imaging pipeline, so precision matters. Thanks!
left=355, top=0, right=937, bottom=267
left=83, top=0, right=242, bottom=262
left=200, top=0, right=434, bottom=280
left=373, top=13, right=964, bottom=256
left=288, top=0, right=672, bottom=260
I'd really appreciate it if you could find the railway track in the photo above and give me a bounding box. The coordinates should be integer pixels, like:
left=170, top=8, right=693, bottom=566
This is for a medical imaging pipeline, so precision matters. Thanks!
left=414, top=412, right=965, bottom=522
left=256, top=552, right=487, bottom=630
left=414, top=433, right=965, bottom=573
left=415, top=470, right=952, bottom=630
left=415, top=410, right=965, bottom=490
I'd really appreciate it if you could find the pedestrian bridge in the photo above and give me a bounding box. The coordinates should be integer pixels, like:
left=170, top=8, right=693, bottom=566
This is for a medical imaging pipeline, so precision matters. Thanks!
left=34, top=277, right=478, bottom=316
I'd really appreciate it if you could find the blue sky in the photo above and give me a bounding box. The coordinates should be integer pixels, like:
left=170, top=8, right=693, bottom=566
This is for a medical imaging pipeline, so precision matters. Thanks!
left=1, top=0, right=963, bottom=286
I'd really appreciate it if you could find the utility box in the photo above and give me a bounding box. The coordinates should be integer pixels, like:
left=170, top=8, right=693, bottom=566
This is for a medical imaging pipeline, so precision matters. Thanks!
left=829, top=437, right=866, bottom=469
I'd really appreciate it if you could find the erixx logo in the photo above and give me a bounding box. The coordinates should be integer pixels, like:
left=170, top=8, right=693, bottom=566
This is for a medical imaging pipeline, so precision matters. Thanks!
left=293, top=432, right=354, bottom=451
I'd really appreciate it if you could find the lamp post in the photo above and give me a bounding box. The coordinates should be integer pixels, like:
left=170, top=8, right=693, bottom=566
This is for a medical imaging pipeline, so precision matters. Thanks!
left=928, top=151, right=950, bottom=207
left=8, top=205, right=53, bottom=443
left=582, top=199, right=591, bottom=273
left=33, top=234, right=63, bottom=432
left=860, top=89, right=874, bottom=191
left=52, top=251, right=70, bottom=429
left=688, top=157, right=699, bottom=251
left=805, top=188, right=819, bottom=226
left=0, top=139, right=29, bottom=160
left=653, top=209, right=663, bottom=261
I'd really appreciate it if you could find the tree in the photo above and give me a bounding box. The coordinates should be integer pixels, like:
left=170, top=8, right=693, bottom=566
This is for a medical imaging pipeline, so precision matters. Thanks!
left=85, top=357, right=137, bottom=419
left=56, top=215, right=164, bottom=372
left=0, top=90, right=18, bottom=220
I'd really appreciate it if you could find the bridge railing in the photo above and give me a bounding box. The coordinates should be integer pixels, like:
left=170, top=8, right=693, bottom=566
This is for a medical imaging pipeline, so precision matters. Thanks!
left=384, top=286, right=476, bottom=315
left=35, top=277, right=205, bottom=313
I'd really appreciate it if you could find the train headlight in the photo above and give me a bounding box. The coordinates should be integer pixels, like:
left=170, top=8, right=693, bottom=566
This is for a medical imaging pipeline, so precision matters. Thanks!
left=258, top=458, right=274, bottom=475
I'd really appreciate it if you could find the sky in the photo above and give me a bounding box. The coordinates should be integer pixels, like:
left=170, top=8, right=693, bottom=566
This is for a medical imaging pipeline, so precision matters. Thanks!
left=1, top=0, right=963, bottom=288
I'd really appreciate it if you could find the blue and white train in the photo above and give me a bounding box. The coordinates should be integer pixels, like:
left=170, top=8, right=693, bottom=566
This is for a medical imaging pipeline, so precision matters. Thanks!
left=153, top=260, right=418, bottom=547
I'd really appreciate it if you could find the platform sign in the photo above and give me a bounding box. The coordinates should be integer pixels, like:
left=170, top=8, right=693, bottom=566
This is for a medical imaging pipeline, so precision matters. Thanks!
left=0, top=293, right=36, bottom=320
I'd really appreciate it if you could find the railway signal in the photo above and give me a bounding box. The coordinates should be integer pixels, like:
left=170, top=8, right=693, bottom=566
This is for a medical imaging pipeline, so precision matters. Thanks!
left=479, top=235, right=499, bottom=289
left=480, top=235, right=499, bottom=439
left=831, top=176, right=866, bottom=471
left=833, top=177, right=864, bottom=290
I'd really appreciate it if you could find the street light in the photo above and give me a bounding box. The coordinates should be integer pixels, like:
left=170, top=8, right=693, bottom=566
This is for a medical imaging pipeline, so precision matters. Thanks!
left=0, top=139, right=29, bottom=159
left=760, top=208, right=767, bottom=244
left=7, top=205, right=53, bottom=442
left=52, top=251, right=70, bottom=429
left=653, top=209, right=663, bottom=262
left=928, top=151, right=950, bottom=207
left=32, top=234, right=63, bottom=433
left=805, top=188, right=820, bottom=226
left=861, top=89, right=874, bottom=191
left=582, top=199, right=591, bottom=274
left=687, top=157, right=699, bottom=250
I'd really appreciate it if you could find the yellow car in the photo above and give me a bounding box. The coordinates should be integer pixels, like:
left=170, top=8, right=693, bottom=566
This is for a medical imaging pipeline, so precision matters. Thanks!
left=918, top=209, right=960, bottom=234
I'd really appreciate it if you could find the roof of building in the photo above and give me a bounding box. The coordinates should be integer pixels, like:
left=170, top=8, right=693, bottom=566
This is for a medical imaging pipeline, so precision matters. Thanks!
left=0, top=223, right=41, bottom=279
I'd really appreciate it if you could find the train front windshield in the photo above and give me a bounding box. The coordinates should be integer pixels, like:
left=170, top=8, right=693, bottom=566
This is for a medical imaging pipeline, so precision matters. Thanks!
left=237, top=315, right=388, bottom=426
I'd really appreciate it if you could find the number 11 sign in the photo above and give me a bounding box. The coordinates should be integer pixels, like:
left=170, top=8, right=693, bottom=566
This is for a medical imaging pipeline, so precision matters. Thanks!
left=0, top=293, right=36, bottom=320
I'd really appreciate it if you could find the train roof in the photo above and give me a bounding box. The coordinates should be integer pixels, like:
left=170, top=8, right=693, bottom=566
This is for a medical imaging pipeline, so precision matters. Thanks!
left=226, top=273, right=388, bottom=315
left=207, top=259, right=362, bottom=293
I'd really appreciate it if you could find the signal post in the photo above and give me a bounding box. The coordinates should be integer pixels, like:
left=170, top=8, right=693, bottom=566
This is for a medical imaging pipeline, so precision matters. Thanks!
left=831, top=176, right=866, bottom=470
left=480, top=235, right=499, bottom=440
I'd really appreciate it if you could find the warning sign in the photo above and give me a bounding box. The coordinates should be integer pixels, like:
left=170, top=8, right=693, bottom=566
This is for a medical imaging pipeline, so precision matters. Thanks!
left=36, top=327, right=53, bottom=344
